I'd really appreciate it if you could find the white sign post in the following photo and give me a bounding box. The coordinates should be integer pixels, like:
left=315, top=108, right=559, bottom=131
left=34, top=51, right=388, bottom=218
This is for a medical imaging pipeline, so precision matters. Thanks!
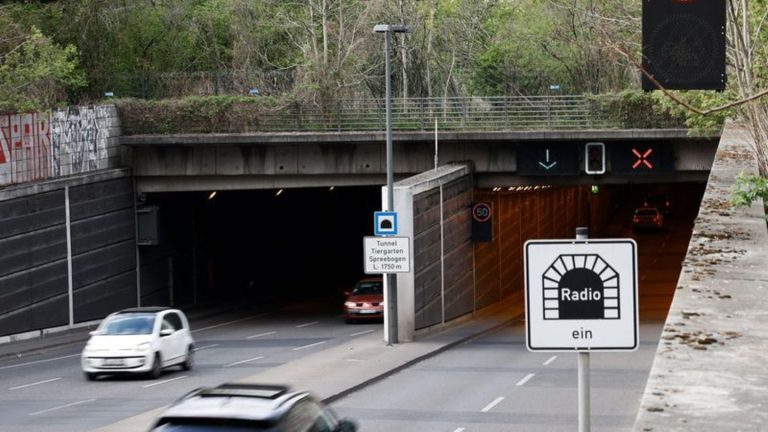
left=364, top=236, right=411, bottom=274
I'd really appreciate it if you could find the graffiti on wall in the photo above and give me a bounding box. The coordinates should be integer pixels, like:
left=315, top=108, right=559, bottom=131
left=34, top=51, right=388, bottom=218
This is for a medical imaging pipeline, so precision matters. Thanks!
left=0, top=113, right=51, bottom=185
left=0, top=106, right=112, bottom=187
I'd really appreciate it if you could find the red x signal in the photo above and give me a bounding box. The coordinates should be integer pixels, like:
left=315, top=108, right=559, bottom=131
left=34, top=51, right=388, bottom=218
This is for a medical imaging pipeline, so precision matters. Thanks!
left=631, top=148, right=653, bottom=169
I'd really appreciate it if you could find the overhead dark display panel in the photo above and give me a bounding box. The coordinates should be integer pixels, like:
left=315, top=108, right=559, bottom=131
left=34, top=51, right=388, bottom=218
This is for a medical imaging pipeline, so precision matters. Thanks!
left=642, top=0, right=726, bottom=91
left=517, top=143, right=580, bottom=176
left=610, top=142, right=675, bottom=174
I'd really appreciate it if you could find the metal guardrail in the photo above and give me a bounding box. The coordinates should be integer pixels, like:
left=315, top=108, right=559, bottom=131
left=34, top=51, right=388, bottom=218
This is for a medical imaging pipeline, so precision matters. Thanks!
left=156, top=95, right=683, bottom=133
left=255, top=96, right=610, bottom=132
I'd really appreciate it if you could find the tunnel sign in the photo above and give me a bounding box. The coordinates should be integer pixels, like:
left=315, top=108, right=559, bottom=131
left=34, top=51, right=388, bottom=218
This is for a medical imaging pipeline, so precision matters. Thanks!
left=524, top=239, right=638, bottom=352
left=364, top=236, right=410, bottom=274
left=374, top=211, right=398, bottom=236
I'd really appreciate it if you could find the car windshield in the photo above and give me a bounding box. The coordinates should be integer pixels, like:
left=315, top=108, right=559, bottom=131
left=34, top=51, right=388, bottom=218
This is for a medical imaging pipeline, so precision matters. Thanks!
left=352, top=281, right=383, bottom=296
left=152, top=421, right=276, bottom=432
left=99, top=314, right=156, bottom=335
left=635, top=209, right=658, bottom=216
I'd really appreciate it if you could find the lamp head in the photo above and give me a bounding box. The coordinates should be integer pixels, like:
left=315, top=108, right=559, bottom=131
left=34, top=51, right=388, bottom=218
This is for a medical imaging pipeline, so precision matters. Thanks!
left=373, top=24, right=409, bottom=33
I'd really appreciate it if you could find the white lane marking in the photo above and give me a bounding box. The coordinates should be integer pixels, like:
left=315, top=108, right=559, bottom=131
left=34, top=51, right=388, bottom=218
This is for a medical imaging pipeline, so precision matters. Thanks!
left=516, top=373, right=535, bottom=387
left=29, top=398, right=95, bottom=416
left=349, top=329, right=375, bottom=337
left=194, top=315, right=264, bottom=332
left=296, top=321, right=319, bottom=328
left=10, top=377, right=61, bottom=390
left=0, top=354, right=80, bottom=371
left=224, top=356, right=265, bottom=367
left=142, top=375, right=188, bottom=388
left=247, top=331, right=276, bottom=339
left=543, top=355, right=557, bottom=366
left=453, top=428, right=465, bottom=432
left=481, top=396, right=505, bottom=412
left=195, top=344, right=219, bottom=350
left=292, top=341, right=327, bottom=351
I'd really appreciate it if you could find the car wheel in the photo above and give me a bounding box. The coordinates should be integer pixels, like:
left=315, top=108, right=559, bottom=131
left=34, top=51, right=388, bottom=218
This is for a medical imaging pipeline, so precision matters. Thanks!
left=149, top=353, right=162, bottom=379
left=181, top=346, right=194, bottom=371
left=84, top=372, right=98, bottom=381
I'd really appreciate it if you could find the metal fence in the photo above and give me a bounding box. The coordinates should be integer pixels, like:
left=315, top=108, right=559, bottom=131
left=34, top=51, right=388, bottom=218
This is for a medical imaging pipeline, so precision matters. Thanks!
left=125, top=94, right=686, bottom=134
left=253, top=96, right=609, bottom=132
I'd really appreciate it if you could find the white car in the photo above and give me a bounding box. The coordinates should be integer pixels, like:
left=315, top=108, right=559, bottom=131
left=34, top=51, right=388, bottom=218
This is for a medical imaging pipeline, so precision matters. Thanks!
left=81, top=307, right=195, bottom=380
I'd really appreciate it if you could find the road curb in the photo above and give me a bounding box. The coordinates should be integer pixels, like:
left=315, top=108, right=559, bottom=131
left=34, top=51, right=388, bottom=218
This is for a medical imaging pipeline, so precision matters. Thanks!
left=323, top=312, right=524, bottom=404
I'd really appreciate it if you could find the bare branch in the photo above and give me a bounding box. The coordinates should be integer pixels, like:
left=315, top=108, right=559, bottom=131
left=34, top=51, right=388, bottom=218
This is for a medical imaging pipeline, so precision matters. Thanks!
left=610, top=43, right=768, bottom=115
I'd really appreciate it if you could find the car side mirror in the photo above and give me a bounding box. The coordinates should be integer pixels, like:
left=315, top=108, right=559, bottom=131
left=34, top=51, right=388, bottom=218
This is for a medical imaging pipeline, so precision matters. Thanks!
left=334, top=419, right=357, bottom=432
left=160, top=328, right=174, bottom=337
left=89, top=330, right=100, bottom=336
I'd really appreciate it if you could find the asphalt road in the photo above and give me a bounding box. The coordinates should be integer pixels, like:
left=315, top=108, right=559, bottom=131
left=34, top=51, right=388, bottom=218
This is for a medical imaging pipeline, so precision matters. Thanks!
left=0, top=303, right=379, bottom=432
left=331, top=320, right=663, bottom=432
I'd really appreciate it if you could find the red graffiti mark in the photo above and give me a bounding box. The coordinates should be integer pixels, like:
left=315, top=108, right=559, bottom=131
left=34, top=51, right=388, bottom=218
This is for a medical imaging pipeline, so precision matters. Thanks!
left=0, top=112, right=53, bottom=186
left=0, top=114, right=9, bottom=164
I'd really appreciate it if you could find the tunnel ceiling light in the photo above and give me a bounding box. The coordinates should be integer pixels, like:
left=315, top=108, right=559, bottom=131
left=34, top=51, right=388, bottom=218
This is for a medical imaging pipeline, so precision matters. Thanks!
left=276, top=189, right=283, bottom=196
left=208, top=191, right=217, bottom=200
left=508, top=186, right=514, bottom=191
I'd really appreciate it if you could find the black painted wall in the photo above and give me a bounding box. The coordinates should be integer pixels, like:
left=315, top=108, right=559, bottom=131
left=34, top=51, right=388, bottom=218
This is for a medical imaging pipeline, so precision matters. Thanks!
left=0, top=175, right=137, bottom=336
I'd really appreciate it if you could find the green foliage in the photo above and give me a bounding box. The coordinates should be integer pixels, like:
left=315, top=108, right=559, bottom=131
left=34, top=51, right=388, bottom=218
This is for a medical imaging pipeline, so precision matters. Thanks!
left=650, top=90, right=733, bottom=134
left=731, top=173, right=768, bottom=221
left=587, top=91, right=688, bottom=129
left=116, top=95, right=281, bottom=134
left=0, top=26, right=85, bottom=111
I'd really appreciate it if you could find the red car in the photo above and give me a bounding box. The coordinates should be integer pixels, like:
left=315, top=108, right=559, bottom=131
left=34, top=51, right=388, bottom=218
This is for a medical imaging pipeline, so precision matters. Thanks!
left=632, top=207, right=664, bottom=232
left=343, top=278, right=384, bottom=323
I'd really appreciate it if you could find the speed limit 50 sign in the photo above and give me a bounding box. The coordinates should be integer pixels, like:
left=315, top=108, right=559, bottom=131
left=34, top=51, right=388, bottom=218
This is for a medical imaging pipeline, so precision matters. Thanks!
left=471, top=202, right=492, bottom=242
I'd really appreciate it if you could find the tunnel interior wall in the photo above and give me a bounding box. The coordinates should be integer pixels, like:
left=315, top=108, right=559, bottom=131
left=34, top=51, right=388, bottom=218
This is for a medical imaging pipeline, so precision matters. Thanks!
left=0, top=173, right=137, bottom=337
left=473, top=186, right=589, bottom=310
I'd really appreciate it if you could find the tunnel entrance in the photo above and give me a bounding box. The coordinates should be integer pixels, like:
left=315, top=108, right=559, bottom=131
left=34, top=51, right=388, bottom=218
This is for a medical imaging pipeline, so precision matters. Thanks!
left=138, top=187, right=380, bottom=309
left=137, top=180, right=705, bottom=325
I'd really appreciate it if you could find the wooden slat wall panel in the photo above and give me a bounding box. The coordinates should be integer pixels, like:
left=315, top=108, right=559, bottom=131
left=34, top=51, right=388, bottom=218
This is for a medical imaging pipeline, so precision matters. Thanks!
left=442, top=177, right=473, bottom=322
left=413, top=189, right=443, bottom=329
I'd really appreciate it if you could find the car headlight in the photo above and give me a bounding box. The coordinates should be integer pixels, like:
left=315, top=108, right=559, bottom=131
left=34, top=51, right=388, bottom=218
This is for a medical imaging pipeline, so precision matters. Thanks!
left=344, top=302, right=357, bottom=308
left=134, top=342, right=152, bottom=352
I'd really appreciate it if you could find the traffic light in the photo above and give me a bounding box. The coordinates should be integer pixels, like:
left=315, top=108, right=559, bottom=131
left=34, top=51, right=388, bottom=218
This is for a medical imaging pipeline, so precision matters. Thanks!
left=585, top=142, right=605, bottom=175
left=642, top=0, right=726, bottom=91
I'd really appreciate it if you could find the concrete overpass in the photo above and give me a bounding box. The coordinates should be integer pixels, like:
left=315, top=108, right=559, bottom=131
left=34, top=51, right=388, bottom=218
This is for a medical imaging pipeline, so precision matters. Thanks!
left=121, top=129, right=718, bottom=193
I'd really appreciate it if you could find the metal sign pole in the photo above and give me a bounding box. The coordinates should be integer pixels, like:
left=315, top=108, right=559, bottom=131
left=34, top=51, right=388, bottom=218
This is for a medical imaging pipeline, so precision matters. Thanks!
left=575, top=227, right=591, bottom=432
left=384, top=29, right=398, bottom=345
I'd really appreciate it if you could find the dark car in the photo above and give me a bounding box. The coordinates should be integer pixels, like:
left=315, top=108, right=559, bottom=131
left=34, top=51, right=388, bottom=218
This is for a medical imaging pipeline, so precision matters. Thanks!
left=644, top=193, right=671, bottom=215
left=149, top=383, right=357, bottom=432
left=632, top=207, right=664, bottom=232
left=343, top=278, right=384, bottom=323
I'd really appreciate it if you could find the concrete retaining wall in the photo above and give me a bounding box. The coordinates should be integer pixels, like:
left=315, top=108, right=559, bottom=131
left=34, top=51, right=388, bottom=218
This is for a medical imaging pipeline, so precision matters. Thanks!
left=633, top=123, right=768, bottom=431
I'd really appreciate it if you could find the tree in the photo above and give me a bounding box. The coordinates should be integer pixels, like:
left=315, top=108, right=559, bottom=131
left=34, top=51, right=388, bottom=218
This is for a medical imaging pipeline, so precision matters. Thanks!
left=0, top=26, right=85, bottom=111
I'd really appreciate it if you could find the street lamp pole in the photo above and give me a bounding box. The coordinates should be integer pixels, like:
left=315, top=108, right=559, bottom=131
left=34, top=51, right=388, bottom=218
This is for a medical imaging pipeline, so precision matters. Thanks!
left=374, top=24, right=408, bottom=345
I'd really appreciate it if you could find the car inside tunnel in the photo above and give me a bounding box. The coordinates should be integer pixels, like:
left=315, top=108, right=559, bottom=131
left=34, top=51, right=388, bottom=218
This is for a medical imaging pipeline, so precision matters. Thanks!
left=138, top=186, right=381, bottom=310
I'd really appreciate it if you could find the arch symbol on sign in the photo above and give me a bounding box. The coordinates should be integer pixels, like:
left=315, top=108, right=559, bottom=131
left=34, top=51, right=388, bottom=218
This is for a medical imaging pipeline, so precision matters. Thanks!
left=542, top=254, right=620, bottom=320
left=632, top=148, right=653, bottom=169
